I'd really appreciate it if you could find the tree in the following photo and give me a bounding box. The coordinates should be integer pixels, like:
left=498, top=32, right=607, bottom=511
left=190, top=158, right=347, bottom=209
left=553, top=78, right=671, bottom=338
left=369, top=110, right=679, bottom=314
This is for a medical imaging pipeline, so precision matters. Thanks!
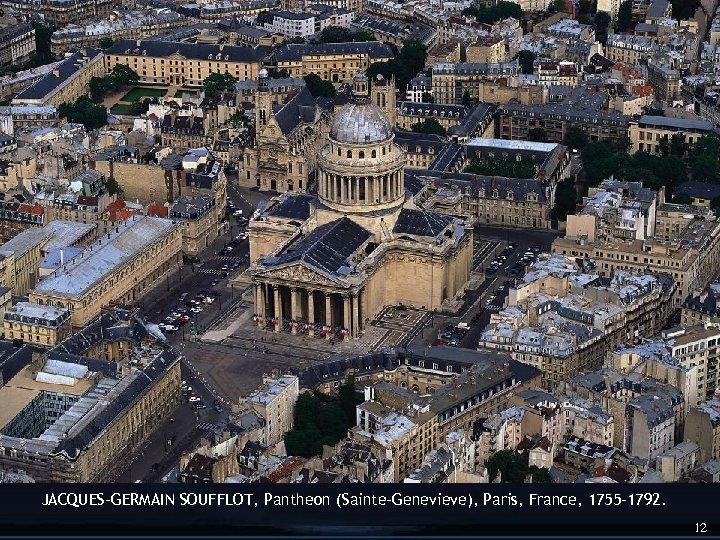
left=462, top=1, right=523, bottom=24
left=528, top=466, right=552, bottom=483
left=128, top=98, right=151, bottom=116
left=528, top=127, right=547, bottom=142
left=203, top=72, right=237, bottom=97
left=58, top=95, right=107, bottom=130
left=106, top=176, right=123, bottom=196
left=318, top=26, right=375, bottom=43
left=547, top=0, right=565, bottom=13
left=671, top=193, right=692, bottom=205
left=99, top=37, right=114, bottom=49
left=462, top=90, right=473, bottom=107
left=671, top=0, right=700, bottom=20
left=110, top=64, right=139, bottom=87
left=268, top=68, right=290, bottom=78
left=464, top=155, right=537, bottom=178
left=615, top=0, right=634, bottom=32
left=711, top=195, right=720, bottom=212
left=564, top=126, right=588, bottom=149
left=304, top=73, right=336, bottom=98
left=337, top=376, right=360, bottom=426
left=595, top=11, right=611, bottom=44
left=141, top=151, right=157, bottom=164
left=517, top=50, right=537, bottom=75
left=411, top=118, right=447, bottom=136
left=552, top=180, right=577, bottom=220
left=486, top=450, right=528, bottom=483
left=669, top=133, right=688, bottom=156
left=32, top=22, right=55, bottom=64
left=367, top=40, right=427, bottom=92
left=422, top=92, right=435, bottom=103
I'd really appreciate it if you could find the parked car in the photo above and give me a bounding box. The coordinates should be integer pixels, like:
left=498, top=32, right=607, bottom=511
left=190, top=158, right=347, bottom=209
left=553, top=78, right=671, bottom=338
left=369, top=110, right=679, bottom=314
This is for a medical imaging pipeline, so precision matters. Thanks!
left=188, top=396, right=201, bottom=403
left=150, top=463, right=159, bottom=472
left=190, top=306, right=203, bottom=314
left=214, top=404, right=224, bottom=413
left=233, top=209, right=243, bottom=216
left=194, top=402, right=208, bottom=410
left=210, top=279, right=220, bottom=287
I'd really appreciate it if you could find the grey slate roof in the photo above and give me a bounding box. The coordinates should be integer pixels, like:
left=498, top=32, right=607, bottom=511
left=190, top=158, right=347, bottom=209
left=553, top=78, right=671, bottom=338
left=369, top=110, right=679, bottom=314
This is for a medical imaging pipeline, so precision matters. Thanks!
left=675, top=181, right=720, bottom=200
left=266, top=193, right=313, bottom=220
left=393, top=208, right=454, bottom=237
left=273, top=86, right=330, bottom=136
left=15, top=49, right=103, bottom=101
left=275, top=41, right=394, bottom=62
left=264, top=217, right=371, bottom=277
left=106, top=40, right=272, bottom=63
left=409, top=169, right=548, bottom=202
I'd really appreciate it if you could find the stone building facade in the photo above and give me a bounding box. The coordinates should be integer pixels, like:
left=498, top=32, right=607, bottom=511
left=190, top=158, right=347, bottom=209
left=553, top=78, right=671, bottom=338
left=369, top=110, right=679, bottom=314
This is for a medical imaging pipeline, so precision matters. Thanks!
left=248, top=74, right=473, bottom=340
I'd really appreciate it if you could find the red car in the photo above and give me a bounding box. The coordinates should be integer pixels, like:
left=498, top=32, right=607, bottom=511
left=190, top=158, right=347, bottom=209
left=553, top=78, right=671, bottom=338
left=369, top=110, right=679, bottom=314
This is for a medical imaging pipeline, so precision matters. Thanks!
left=175, top=315, right=190, bottom=325
left=433, top=338, right=447, bottom=346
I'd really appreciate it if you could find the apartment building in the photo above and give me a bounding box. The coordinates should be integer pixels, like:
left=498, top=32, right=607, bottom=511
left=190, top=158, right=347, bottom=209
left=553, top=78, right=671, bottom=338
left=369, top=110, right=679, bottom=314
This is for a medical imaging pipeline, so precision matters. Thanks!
left=13, top=49, right=104, bottom=107
left=0, top=24, right=36, bottom=67
left=3, top=301, right=71, bottom=347
left=683, top=283, right=720, bottom=326
left=29, top=216, right=182, bottom=328
left=605, top=34, right=658, bottom=65
left=50, top=10, right=189, bottom=54
left=0, top=309, right=181, bottom=482
left=246, top=374, right=299, bottom=446
left=431, top=62, right=521, bottom=105
left=552, top=218, right=720, bottom=307
left=0, top=0, right=114, bottom=25
left=566, top=180, right=659, bottom=243
left=685, top=400, right=720, bottom=462
left=496, top=87, right=630, bottom=150
left=274, top=41, right=394, bottom=83
left=104, top=40, right=271, bottom=87
left=480, top=254, right=676, bottom=391
left=629, top=115, right=715, bottom=155
left=662, top=324, right=720, bottom=401
left=647, top=61, right=681, bottom=104
left=258, top=8, right=353, bottom=38
left=537, top=61, right=580, bottom=88
left=169, top=194, right=218, bottom=257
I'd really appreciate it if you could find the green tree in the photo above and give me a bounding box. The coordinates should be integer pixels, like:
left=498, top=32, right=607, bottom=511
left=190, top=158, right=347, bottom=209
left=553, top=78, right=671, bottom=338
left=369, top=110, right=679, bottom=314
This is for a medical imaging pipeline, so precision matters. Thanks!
left=99, top=37, right=115, bottom=49
left=564, top=126, right=588, bottom=149
left=528, top=127, right=547, bottom=142
left=615, top=0, right=634, bottom=32
left=337, top=375, right=360, bottom=426
left=547, top=0, right=565, bottom=13
left=304, top=73, right=336, bottom=98
left=203, top=72, right=237, bottom=97
left=595, top=11, right=611, bottom=44
left=411, top=118, right=447, bottom=136
left=89, top=77, right=109, bottom=101
left=128, top=98, right=151, bottom=116
left=141, top=151, right=157, bottom=164
left=671, top=0, right=700, bottom=20
left=517, top=50, right=537, bottom=75
left=59, top=95, right=107, bottom=130
left=462, top=1, right=523, bottom=24
left=669, top=133, right=688, bottom=156
left=367, top=40, right=427, bottom=90
left=268, top=68, right=290, bottom=78
left=32, top=22, right=55, bottom=64
left=110, top=64, right=139, bottom=87
left=422, top=92, right=435, bottom=103
left=106, top=176, right=123, bottom=196
left=318, top=26, right=375, bottom=43
left=671, top=192, right=692, bottom=205
left=552, top=180, right=577, bottom=220
left=464, top=155, right=537, bottom=178
left=486, top=450, right=528, bottom=483
left=462, top=89, right=473, bottom=107
left=711, top=195, right=720, bottom=212
left=528, top=465, right=552, bottom=483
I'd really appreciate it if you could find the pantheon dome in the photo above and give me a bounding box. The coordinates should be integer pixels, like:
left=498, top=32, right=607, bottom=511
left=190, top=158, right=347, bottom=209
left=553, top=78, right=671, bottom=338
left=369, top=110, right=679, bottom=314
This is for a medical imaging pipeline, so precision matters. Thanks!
left=317, top=74, right=406, bottom=217
left=329, top=102, right=393, bottom=145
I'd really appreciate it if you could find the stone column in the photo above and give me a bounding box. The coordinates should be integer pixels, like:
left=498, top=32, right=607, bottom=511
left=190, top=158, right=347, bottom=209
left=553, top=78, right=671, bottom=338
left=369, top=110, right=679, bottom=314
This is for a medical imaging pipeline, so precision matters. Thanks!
left=307, top=289, right=315, bottom=336
left=343, top=295, right=351, bottom=342
left=352, top=293, right=359, bottom=339
left=290, top=287, right=298, bottom=334
left=355, top=177, right=359, bottom=203
left=254, top=283, right=264, bottom=318
left=341, top=177, right=347, bottom=203
left=325, top=293, right=332, bottom=340
left=273, top=285, right=281, bottom=332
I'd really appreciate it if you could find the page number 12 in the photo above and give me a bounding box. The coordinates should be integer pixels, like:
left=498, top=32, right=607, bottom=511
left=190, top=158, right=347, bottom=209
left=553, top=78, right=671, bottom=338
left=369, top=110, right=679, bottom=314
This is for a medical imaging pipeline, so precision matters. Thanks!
left=696, top=523, right=707, bottom=533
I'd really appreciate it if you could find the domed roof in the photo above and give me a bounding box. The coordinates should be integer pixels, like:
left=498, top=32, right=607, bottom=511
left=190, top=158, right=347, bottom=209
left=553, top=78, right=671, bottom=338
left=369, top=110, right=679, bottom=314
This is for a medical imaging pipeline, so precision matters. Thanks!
left=329, top=102, right=393, bottom=144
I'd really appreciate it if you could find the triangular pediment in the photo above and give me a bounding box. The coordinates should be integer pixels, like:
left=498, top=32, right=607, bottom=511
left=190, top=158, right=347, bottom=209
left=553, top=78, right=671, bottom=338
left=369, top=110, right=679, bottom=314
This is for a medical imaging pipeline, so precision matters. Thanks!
left=255, top=263, right=341, bottom=288
left=168, top=51, right=187, bottom=60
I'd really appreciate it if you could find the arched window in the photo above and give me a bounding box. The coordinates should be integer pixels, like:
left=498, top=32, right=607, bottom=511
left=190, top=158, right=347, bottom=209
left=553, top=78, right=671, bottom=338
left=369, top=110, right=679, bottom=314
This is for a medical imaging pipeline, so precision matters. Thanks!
left=359, top=151, right=365, bottom=159
left=337, top=147, right=341, bottom=157
left=346, top=150, right=352, bottom=158
left=371, top=150, right=377, bottom=158
left=382, top=147, right=386, bottom=155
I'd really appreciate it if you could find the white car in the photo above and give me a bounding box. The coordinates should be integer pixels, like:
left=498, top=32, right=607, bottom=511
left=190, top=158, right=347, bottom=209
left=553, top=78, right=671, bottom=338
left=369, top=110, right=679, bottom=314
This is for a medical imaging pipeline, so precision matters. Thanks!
left=188, top=396, right=201, bottom=403
left=159, top=323, right=178, bottom=332
left=233, top=209, right=243, bottom=216
left=190, top=307, right=203, bottom=314
left=204, top=297, right=215, bottom=304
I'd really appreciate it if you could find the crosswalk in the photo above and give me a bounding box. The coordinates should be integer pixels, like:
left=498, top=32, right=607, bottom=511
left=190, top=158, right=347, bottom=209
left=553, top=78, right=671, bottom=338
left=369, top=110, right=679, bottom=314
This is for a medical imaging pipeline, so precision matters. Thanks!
left=215, top=256, right=244, bottom=262
left=197, top=422, right=216, bottom=431
left=199, top=268, right=227, bottom=276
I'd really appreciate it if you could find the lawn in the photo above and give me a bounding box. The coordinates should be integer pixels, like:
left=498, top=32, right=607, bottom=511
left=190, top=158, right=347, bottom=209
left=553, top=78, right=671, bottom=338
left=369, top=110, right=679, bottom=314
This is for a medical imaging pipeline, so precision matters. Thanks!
left=119, top=87, right=167, bottom=103
left=110, top=103, right=136, bottom=115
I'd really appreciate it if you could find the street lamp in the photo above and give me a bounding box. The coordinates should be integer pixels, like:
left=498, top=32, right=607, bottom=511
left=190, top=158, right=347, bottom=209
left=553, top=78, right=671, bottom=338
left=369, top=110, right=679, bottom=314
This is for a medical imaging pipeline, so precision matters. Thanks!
left=231, top=283, right=234, bottom=299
